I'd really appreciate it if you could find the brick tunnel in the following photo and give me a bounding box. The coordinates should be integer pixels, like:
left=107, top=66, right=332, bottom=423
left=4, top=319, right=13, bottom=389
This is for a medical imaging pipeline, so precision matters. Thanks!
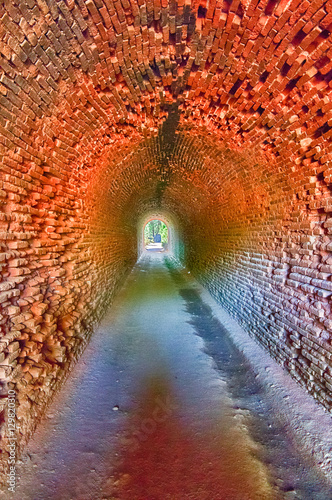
left=1, top=0, right=332, bottom=498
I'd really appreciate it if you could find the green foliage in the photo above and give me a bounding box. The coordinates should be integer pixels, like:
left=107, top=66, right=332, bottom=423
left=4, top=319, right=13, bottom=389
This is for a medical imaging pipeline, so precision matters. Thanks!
left=144, top=220, right=168, bottom=245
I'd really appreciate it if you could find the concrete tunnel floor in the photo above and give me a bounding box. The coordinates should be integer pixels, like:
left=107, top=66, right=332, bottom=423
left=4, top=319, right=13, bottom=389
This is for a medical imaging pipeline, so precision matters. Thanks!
left=9, top=253, right=332, bottom=500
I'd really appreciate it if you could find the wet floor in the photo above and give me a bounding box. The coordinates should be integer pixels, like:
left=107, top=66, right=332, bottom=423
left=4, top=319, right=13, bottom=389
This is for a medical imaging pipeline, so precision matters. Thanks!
left=12, top=253, right=332, bottom=500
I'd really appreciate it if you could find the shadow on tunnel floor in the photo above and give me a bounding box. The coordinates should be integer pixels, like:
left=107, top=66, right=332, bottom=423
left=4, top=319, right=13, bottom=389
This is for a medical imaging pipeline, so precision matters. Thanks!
left=163, top=256, right=332, bottom=500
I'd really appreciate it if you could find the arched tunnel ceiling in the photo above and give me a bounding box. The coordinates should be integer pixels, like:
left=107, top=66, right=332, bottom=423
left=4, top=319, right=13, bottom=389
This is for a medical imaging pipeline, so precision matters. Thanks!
left=1, top=0, right=332, bottom=233
left=1, top=0, right=332, bottom=185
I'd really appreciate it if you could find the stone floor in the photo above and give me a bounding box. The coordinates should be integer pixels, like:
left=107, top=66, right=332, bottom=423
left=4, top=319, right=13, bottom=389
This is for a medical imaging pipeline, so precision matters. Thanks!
left=10, top=253, right=332, bottom=500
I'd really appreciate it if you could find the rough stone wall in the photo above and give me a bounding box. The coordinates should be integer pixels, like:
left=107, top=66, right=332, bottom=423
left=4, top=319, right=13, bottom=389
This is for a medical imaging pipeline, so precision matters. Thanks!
left=0, top=128, right=140, bottom=456
left=0, top=0, right=332, bottom=478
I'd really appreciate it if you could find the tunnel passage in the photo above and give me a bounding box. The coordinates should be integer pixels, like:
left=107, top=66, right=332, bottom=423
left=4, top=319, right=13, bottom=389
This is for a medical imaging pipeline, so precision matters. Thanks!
left=0, top=0, right=332, bottom=480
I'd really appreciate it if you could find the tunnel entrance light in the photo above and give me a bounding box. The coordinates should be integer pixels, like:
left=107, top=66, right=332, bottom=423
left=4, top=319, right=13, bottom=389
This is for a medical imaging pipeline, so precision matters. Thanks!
left=144, top=220, right=168, bottom=252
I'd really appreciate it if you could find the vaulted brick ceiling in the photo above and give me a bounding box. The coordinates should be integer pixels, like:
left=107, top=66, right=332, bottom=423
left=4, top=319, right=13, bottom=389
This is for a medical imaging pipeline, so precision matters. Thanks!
left=1, top=0, right=332, bottom=459
left=1, top=0, right=332, bottom=226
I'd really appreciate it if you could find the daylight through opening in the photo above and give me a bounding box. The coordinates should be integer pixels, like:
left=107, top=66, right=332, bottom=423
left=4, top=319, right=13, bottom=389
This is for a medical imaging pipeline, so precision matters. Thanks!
left=144, top=220, right=169, bottom=252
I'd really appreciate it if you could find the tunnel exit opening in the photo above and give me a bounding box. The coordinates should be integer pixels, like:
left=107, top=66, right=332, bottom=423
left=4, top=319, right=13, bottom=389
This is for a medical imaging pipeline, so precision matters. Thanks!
left=137, top=212, right=184, bottom=263
left=144, top=219, right=169, bottom=252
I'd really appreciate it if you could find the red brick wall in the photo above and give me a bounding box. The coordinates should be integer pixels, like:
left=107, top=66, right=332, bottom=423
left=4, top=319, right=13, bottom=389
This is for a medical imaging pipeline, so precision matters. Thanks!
left=170, top=130, right=332, bottom=412
left=1, top=0, right=332, bottom=475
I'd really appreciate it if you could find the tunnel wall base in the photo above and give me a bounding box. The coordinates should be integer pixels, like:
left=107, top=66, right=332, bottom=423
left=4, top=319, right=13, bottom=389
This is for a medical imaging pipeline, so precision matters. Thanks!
left=187, top=245, right=332, bottom=414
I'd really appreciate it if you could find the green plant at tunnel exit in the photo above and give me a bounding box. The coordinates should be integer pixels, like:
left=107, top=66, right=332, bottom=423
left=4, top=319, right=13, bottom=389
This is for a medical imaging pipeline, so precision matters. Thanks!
left=144, top=220, right=168, bottom=245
